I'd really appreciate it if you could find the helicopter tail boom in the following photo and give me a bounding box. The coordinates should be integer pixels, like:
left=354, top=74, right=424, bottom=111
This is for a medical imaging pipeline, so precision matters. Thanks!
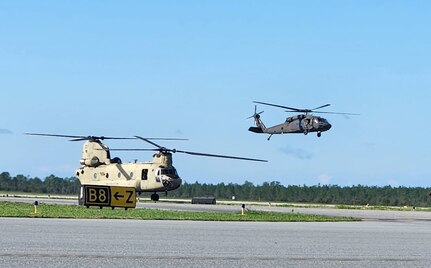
left=248, top=126, right=264, bottom=133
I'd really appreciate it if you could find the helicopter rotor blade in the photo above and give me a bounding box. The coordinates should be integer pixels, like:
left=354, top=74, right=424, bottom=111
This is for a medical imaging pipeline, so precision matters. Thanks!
left=253, top=101, right=301, bottom=112
left=173, top=149, right=268, bottom=162
left=140, top=137, right=188, bottom=141
left=24, top=133, right=128, bottom=141
left=108, top=147, right=268, bottom=162
left=311, top=104, right=331, bottom=110
left=106, top=148, right=159, bottom=152
left=25, top=133, right=89, bottom=139
left=254, top=101, right=358, bottom=116
left=310, top=111, right=360, bottom=116
left=254, top=101, right=331, bottom=113
left=134, top=135, right=267, bottom=162
left=25, top=133, right=187, bottom=142
left=69, top=138, right=92, bottom=141
left=134, top=136, right=165, bottom=149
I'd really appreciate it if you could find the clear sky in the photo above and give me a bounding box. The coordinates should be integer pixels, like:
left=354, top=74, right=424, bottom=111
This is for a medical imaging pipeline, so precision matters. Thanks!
left=1, top=1, right=430, bottom=187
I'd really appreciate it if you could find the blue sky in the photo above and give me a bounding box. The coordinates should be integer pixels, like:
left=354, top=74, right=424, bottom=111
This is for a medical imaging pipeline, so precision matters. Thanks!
left=1, top=1, right=430, bottom=186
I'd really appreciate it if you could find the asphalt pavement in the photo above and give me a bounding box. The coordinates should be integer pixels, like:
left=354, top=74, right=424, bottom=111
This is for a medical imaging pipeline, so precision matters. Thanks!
left=1, top=218, right=431, bottom=267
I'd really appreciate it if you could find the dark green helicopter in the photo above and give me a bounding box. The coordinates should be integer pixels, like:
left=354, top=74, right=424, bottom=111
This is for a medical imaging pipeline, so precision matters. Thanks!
left=248, top=101, right=358, bottom=140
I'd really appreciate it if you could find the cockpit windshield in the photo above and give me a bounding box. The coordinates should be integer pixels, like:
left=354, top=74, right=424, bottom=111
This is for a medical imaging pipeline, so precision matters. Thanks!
left=314, top=117, right=330, bottom=125
left=158, top=167, right=178, bottom=178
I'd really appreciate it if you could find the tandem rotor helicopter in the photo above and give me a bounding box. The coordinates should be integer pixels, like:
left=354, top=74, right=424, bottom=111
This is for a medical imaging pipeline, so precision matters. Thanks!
left=248, top=101, right=359, bottom=140
left=26, top=133, right=267, bottom=203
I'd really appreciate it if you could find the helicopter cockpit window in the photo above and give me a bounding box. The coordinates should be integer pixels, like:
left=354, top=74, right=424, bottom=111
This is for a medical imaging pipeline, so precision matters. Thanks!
left=159, top=168, right=178, bottom=177
left=141, top=169, right=148, bottom=180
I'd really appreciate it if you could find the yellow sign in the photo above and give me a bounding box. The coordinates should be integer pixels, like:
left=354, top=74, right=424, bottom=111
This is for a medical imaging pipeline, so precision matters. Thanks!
left=83, top=185, right=136, bottom=208
left=110, top=186, right=136, bottom=208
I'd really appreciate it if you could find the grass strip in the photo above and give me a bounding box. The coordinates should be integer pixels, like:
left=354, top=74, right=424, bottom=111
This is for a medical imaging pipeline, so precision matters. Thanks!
left=0, top=201, right=358, bottom=222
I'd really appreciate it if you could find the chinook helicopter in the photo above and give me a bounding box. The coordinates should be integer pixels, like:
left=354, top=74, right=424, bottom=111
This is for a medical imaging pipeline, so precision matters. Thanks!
left=26, top=133, right=267, bottom=202
left=248, top=101, right=358, bottom=140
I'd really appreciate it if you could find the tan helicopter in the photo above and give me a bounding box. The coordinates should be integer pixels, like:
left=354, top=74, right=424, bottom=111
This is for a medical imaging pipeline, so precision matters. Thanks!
left=26, top=133, right=267, bottom=205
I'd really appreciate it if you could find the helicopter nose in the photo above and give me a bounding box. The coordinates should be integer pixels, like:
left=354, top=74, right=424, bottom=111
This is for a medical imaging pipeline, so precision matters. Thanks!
left=320, top=122, right=331, bottom=131
left=172, top=177, right=182, bottom=189
left=162, top=177, right=182, bottom=191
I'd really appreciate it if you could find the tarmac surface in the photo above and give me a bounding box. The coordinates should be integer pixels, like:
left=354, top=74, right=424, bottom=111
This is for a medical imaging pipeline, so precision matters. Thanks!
left=1, top=196, right=431, bottom=267
left=1, top=218, right=431, bottom=268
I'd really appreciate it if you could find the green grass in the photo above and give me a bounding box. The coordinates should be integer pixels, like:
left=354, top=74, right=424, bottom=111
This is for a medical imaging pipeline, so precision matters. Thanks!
left=0, top=201, right=358, bottom=222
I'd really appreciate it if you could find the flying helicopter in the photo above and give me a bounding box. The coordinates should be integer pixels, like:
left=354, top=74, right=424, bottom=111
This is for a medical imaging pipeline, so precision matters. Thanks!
left=248, top=101, right=359, bottom=140
left=26, top=133, right=267, bottom=203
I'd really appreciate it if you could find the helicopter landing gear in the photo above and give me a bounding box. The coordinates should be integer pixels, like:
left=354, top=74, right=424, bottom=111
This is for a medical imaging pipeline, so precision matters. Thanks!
left=267, top=134, right=273, bottom=141
left=303, top=130, right=308, bottom=135
left=151, top=193, right=160, bottom=201
left=317, top=132, right=322, bottom=137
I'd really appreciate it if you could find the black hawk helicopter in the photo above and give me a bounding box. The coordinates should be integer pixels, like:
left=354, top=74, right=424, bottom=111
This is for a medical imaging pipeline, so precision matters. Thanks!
left=248, top=101, right=358, bottom=140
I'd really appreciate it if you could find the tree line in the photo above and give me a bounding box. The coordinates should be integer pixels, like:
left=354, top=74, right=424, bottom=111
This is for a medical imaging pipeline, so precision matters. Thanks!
left=0, top=172, right=79, bottom=195
left=171, top=181, right=431, bottom=207
left=1, top=172, right=430, bottom=206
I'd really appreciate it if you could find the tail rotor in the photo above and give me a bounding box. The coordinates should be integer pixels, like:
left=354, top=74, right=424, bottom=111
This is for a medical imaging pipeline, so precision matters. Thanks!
left=247, top=105, right=264, bottom=120
left=247, top=105, right=266, bottom=134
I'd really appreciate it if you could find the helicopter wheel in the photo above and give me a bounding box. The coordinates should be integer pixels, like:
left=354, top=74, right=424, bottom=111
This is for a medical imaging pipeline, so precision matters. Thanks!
left=317, top=132, right=321, bottom=137
left=151, top=193, right=160, bottom=201
left=304, top=131, right=308, bottom=135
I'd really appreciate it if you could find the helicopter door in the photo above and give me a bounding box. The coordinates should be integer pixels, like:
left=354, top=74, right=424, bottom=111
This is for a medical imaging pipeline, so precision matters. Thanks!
left=155, top=169, right=161, bottom=182
left=141, top=169, right=148, bottom=180
left=304, top=118, right=313, bottom=130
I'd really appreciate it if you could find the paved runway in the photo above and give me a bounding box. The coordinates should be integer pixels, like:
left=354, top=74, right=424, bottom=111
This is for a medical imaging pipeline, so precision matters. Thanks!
left=1, top=217, right=431, bottom=267
left=2, top=197, right=431, bottom=267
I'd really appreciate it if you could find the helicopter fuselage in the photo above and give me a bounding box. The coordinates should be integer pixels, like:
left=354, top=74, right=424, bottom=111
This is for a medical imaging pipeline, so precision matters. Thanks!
left=76, top=161, right=182, bottom=193
left=267, top=115, right=331, bottom=135
left=76, top=140, right=182, bottom=201
left=249, top=113, right=332, bottom=138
